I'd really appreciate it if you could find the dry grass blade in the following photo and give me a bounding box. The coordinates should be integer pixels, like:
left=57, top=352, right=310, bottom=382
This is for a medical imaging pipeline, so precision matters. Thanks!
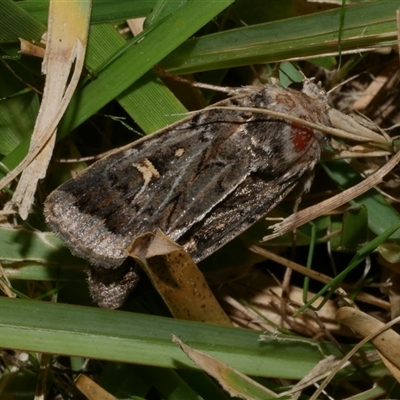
left=172, top=335, right=279, bottom=399
left=263, top=150, right=400, bottom=241
left=327, top=107, right=390, bottom=143
left=0, top=0, right=91, bottom=219
left=310, top=309, right=400, bottom=399
left=75, top=374, right=117, bottom=400
left=249, top=246, right=390, bottom=311
left=336, top=307, right=400, bottom=381
left=281, top=356, right=347, bottom=398
left=210, top=106, right=389, bottom=145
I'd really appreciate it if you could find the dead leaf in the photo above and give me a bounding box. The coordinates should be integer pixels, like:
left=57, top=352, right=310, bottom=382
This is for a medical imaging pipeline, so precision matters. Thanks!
left=125, top=230, right=231, bottom=325
left=172, top=335, right=278, bottom=399
left=75, top=374, right=117, bottom=400
left=336, top=307, right=400, bottom=382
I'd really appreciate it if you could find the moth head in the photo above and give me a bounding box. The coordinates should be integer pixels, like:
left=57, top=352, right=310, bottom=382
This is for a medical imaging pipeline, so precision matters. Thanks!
left=299, top=79, right=329, bottom=110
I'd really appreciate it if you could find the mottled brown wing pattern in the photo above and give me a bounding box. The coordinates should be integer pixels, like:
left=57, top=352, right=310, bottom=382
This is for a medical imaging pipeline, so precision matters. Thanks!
left=45, top=105, right=256, bottom=268
left=45, top=82, right=329, bottom=307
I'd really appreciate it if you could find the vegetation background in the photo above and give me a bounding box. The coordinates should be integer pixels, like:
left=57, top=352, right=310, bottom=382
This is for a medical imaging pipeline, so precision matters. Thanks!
left=1, top=0, right=400, bottom=398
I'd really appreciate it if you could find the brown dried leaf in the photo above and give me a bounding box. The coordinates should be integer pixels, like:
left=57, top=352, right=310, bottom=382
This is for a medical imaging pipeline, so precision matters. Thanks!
left=19, top=38, right=45, bottom=58
left=75, top=374, right=117, bottom=400
left=218, top=271, right=343, bottom=337
left=172, top=335, right=278, bottom=399
left=125, top=229, right=231, bottom=325
left=249, top=246, right=390, bottom=311
left=336, top=307, right=400, bottom=382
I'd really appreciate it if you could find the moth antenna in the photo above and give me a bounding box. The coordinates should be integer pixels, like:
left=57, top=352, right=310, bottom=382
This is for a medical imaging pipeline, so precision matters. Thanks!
left=298, top=69, right=307, bottom=81
left=297, top=70, right=318, bottom=87
left=327, top=73, right=361, bottom=96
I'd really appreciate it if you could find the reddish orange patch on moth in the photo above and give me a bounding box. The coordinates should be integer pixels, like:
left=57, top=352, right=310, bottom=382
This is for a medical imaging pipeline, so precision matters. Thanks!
left=290, top=121, right=313, bottom=152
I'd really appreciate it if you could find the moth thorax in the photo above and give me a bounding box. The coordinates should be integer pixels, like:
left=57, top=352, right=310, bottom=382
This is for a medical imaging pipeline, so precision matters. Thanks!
left=301, top=80, right=328, bottom=110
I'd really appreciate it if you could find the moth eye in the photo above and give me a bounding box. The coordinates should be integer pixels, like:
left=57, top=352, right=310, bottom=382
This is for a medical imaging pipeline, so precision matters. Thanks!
left=288, top=82, right=304, bottom=91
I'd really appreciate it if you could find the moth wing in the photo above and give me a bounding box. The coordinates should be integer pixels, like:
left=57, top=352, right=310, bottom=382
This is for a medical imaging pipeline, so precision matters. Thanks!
left=45, top=84, right=327, bottom=270
left=181, top=166, right=312, bottom=262
left=45, top=107, right=257, bottom=269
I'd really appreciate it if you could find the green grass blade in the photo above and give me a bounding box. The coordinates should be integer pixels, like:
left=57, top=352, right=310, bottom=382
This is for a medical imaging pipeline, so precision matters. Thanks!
left=298, top=219, right=400, bottom=312
left=0, top=0, right=45, bottom=43
left=0, top=297, right=343, bottom=379
left=0, top=63, right=39, bottom=156
left=57, top=0, right=233, bottom=137
left=160, top=2, right=399, bottom=74
left=0, top=227, right=82, bottom=265
left=87, top=23, right=188, bottom=133
left=17, top=0, right=157, bottom=25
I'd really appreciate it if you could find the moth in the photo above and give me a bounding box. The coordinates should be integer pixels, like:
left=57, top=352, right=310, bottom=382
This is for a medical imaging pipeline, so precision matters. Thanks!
left=45, top=80, right=330, bottom=308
